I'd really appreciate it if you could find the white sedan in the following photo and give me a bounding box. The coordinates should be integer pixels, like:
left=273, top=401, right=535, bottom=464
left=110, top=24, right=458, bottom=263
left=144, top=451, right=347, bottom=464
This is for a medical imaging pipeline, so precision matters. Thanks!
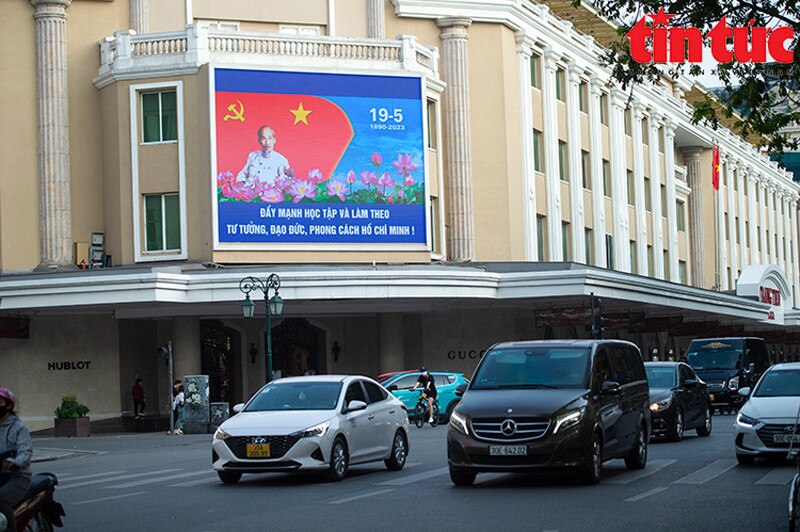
left=212, top=375, right=410, bottom=483
left=735, top=363, right=800, bottom=464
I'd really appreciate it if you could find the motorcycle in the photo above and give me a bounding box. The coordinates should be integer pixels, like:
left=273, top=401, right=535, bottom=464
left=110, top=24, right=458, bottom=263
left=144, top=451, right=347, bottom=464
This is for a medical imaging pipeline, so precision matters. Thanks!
left=0, top=451, right=65, bottom=532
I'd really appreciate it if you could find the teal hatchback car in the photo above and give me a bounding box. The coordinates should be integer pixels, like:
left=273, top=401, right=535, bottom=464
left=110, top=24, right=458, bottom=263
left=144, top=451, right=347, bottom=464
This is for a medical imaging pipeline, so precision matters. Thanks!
left=379, top=371, right=469, bottom=422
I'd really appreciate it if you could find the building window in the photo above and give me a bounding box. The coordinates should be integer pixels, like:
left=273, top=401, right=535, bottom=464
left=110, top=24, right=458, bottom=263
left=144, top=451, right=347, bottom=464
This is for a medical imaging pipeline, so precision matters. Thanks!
left=724, top=212, right=729, bottom=239
left=585, top=228, right=594, bottom=264
left=647, top=245, right=654, bottom=277
left=624, top=108, right=632, bottom=136
left=144, top=193, right=180, bottom=252
left=198, top=20, right=241, bottom=31
left=627, top=170, right=635, bottom=207
left=661, top=184, right=667, bottom=216
left=605, top=234, right=614, bottom=269
left=678, top=260, right=688, bottom=285
left=537, top=215, right=547, bottom=260
left=642, top=117, right=649, bottom=145
left=142, top=91, right=177, bottom=143
left=531, top=53, right=541, bottom=89
left=555, top=68, right=566, bottom=101
left=736, top=217, right=741, bottom=243
left=581, top=150, right=591, bottom=190
left=745, top=221, right=750, bottom=247
left=600, top=93, right=608, bottom=125
left=558, top=141, right=569, bottom=182
left=733, top=171, right=738, bottom=191
left=676, top=200, right=686, bottom=231
left=430, top=199, right=440, bottom=255
left=664, top=250, right=670, bottom=279
left=630, top=240, right=637, bottom=273
left=659, top=127, right=665, bottom=153
left=562, top=222, right=572, bottom=261
left=578, top=81, right=588, bottom=112
left=279, top=24, right=321, bottom=35
left=426, top=99, right=437, bottom=150
left=602, top=159, right=611, bottom=197
left=533, top=129, right=544, bottom=173
left=644, top=176, right=652, bottom=212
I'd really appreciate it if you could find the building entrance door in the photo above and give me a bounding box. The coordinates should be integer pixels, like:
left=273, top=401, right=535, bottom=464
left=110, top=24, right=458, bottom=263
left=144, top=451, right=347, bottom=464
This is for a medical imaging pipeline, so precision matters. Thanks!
left=200, top=320, right=240, bottom=404
left=271, top=319, right=326, bottom=377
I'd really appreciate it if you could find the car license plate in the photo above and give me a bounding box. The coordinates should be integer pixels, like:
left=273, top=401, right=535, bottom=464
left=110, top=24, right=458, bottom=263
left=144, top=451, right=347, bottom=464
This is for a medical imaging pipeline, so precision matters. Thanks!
left=246, top=443, right=271, bottom=458
left=709, top=394, right=715, bottom=402
left=774, top=434, right=800, bottom=444
left=489, top=445, right=527, bottom=456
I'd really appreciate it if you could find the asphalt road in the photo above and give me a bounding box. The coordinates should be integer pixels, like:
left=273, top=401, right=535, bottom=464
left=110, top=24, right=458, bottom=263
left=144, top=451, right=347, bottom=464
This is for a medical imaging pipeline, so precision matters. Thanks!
left=30, top=414, right=790, bottom=531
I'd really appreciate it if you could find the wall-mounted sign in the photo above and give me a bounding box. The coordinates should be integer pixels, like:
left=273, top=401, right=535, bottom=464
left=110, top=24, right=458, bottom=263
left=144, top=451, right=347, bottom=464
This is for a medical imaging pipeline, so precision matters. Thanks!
left=212, top=67, right=427, bottom=249
left=736, top=264, right=790, bottom=325
left=48, top=361, right=91, bottom=370
left=447, top=349, right=487, bottom=360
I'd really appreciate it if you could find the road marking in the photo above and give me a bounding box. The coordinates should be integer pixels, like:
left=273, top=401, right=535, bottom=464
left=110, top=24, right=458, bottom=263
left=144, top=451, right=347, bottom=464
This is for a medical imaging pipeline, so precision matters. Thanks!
left=755, top=468, right=796, bottom=485
left=671, top=460, right=737, bottom=485
left=329, top=488, right=394, bottom=505
left=375, top=466, right=450, bottom=486
left=169, top=474, right=217, bottom=487
left=625, top=487, right=668, bottom=502
left=606, top=459, right=677, bottom=484
left=107, top=470, right=210, bottom=489
left=59, top=471, right=124, bottom=483
left=59, top=469, right=183, bottom=490
left=72, top=492, right=148, bottom=506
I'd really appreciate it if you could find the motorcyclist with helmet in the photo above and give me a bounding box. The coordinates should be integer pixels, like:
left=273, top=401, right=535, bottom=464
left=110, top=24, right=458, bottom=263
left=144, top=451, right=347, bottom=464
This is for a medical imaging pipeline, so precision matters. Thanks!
left=0, top=388, right=32, bottom=532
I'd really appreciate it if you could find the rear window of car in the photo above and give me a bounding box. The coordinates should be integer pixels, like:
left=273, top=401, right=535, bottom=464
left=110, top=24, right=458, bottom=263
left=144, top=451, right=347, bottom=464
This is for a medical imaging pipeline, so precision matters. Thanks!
left=434, top=375, right=450, bottom=386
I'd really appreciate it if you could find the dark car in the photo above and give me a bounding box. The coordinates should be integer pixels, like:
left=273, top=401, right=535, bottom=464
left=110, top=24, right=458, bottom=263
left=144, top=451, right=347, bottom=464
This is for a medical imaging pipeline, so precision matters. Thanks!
left=686, top=337, right=771, bottom=414
left=447, top=340, right=650, bottom=486
left=645, top=362, right=712, bottom=441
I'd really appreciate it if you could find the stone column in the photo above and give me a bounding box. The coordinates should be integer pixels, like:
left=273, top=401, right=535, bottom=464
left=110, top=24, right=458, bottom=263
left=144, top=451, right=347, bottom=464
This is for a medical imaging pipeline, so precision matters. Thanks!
left=173, top=317, right=202, bottom=381
left=747, top=172, right=759, bottom=265
left=588, top=76, right=606, bottom=267
left=541, top=47, right=563, bottom=260
left=759, top=177, right=769, bottom=264
left=516, top=35, right=538, bottom=260
left=726, top=161, right=738, bottom=279
left=130, top=0, right=148, bottom=34
left=736, top=165, right=747, bottom=268
left=648, top=112, right=664, bottom=278
left=366, top=0, right=385, bottom=39
left=767, top=183, right=777, bottom=262
left=717, top=156, right=728, bottom=290
left=664, top=119, right=680, bottom=282
left=609, top=88, right=630, bottom=271
left=31, top=0, right=74, bottom=270
left=437, top=18, right=474, bottom=261
left=378, top=314, right=404, bottom=374
left=566, top=61, right=585, bottom=263
left=777, top=189, right=785, bottom=269
left=631, top=100, right=647, bottom=275
left=783, top=192, right=792, bottom=276
left=681, top=147, right=704, bottom=287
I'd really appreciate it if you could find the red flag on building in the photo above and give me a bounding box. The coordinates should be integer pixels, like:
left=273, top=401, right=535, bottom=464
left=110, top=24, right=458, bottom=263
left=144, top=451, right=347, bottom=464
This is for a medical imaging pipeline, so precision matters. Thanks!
left=712, top=144, right=720, bottom=190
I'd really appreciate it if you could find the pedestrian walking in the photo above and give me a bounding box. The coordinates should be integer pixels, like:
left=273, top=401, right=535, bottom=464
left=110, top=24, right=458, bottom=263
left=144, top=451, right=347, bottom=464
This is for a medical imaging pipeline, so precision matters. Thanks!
left=131, top=378, right=145, bottom=419
left=171, top=380, right=185, bottom=435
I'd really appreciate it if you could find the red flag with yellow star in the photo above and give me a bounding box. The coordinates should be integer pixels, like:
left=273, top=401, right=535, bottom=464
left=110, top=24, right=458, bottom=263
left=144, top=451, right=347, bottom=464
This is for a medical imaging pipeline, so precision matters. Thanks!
left=712, top=144, right=720, bottom=190
left=215, top=92, right=354, bottom=180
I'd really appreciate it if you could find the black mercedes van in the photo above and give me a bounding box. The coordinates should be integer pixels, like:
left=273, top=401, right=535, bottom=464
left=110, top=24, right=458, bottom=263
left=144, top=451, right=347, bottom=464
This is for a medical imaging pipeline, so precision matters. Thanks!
left=447, top=340, right=650, bottom=486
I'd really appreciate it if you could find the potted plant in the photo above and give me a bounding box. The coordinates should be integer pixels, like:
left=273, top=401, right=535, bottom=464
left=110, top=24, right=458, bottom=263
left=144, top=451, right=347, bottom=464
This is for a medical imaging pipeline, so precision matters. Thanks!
left=54, top=394, right=91, bottom=437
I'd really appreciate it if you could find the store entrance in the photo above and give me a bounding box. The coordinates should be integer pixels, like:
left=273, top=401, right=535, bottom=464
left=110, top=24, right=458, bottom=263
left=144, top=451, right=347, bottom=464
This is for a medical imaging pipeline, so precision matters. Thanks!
left=271, top=318, right=326, bottom=378
left=200, top=320, right=241, bottom=404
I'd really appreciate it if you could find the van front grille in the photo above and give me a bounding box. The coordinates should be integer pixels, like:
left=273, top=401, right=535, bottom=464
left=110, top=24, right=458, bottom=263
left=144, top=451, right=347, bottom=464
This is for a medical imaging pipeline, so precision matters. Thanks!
left=471, top=417, right=550, bottom=442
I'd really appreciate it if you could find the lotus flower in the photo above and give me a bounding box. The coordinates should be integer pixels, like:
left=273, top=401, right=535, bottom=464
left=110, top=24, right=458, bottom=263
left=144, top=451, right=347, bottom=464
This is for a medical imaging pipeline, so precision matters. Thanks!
left=274, top=176, right=292, bottom=192
left=284, top=166, right=296, bottom=178
left=378, top=172, right=396, bottom=188
left=260, top=187, right=284, bottom=203
left=404, top=174, right=415, bottom=186
left=326, top=179, right=347, bottom=202
left=392, top=153, right=418, bottom=175
left=289, top=181, right=316, bottom=203
left=360, top=170, right=377, bottom=187
left=346, top=170, right=357, bottom=184
left=307, top=168, right=326, bottom=183
left=371, top=152, right=383, bottom=167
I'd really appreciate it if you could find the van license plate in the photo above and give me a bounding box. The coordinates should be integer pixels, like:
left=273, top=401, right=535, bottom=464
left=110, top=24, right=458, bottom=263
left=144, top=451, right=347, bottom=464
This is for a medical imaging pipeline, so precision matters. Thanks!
left=709, top=394, right=715, bottom=402
left=489, top=445, right=527, bottom=456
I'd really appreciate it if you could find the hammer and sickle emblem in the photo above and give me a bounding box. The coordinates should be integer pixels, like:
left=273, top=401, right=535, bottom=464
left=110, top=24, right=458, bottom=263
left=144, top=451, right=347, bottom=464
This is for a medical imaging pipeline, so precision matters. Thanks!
left=223, top=100, right=245, bottom=122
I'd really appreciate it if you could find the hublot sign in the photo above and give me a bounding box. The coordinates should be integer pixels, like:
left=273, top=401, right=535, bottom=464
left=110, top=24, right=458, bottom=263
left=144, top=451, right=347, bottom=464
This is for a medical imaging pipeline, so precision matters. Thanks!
left=48, top=361, right=91, bottom=371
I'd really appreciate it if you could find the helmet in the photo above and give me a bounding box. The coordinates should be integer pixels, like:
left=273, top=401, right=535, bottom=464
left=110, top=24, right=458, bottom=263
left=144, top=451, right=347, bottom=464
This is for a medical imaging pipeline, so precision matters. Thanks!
left=0, top=388, right=15, bottom=409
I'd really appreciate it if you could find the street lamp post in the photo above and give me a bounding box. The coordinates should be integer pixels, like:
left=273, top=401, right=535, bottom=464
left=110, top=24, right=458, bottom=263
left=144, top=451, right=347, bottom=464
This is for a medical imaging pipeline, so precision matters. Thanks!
left=239, top=274, right=284, bottom=382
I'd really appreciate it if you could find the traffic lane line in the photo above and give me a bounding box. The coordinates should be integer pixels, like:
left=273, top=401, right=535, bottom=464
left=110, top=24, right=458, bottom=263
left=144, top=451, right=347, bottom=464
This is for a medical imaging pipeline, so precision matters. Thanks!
left=374, top=466, right=450, bottom=486
left=56, top=471, right=124, bottom=483
left=755, top=467, right=796, bottom=485
left=72, top=492, right=148, bottom=506
left=107, top=470, right=211, bottom=489
left=625, top=487, right=668, bottom=502
left=605, top=459, right=677, bottom=484
left=59, top=469, right=183, bottom=490
left=671, top=459, right=737, bottom=485
left=169, top=474, right=218, bottom=487
left=328, top=488, right=395, bottom=505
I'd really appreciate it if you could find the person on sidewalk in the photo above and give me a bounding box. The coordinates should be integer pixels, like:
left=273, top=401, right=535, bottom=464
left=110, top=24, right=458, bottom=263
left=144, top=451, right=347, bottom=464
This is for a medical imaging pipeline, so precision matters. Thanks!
left=0, top=388, right=32, bottom=532
left=171, top=381, right=186, bottom=435
left=131, top=378, right=145, bottom=419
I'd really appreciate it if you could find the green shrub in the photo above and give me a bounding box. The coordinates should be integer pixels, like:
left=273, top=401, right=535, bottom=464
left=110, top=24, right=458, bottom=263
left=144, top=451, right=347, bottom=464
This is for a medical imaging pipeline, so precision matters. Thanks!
left=54, top=394, right=90, bottom=419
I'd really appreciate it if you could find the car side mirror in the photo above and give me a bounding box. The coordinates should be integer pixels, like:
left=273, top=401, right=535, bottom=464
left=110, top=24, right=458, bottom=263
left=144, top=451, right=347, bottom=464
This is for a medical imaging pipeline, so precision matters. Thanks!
left=601, top=381, right=621, bottom=394
left=738, top=387, right=751, bottom=397
left=683, top=379, right=698, bottom=387
left=455, top=383, right=468, bottom=397
left=386, top=384, right=398, bottom=391
left=232, top=403, right=244, bottom=413
left=346, top=400, right=367, bottom=412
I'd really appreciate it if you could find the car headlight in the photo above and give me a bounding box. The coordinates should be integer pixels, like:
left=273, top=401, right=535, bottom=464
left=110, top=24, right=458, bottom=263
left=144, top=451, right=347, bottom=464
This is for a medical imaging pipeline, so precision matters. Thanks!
left=650, top=398, right=673, bottom=412
left=295, top=421, right=331, bottom=439
left=553, top=408, right=585, bottom=434
left=450, top=411, right=469, bottom=435
left=728, top=377, right=739, bottom=391
left=736, top=413, right=757, bottom=427
left=213, top=428, right=231, bottom=440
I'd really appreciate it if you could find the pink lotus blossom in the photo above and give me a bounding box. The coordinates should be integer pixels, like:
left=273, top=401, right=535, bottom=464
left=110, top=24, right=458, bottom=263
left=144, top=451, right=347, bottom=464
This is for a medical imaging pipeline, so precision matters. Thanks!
left=398, top=188, right=405, bottom=198
left=307, top=168, right=326, bottom=183
left=284, top=166, right=296, bottom=178
left=360, top=170, right=376, bottom=187
left=346, top=170, right=357, bottom=184
left=235, top=186, right=257, bottom=202
left=260, top=187, right=284, bottom=203
left=387, top=196, right=395, bottom=204
left=289, top=181, right=316, bottom=203
left=274, top=176, right=292, bottom=192
left=217, top=171, right=234, bottom=188
left=392, top=153, right=418, bottom=175
left=371, top=152, right=383, bottom=167
left=403, top=174, right=415, bottom=186
left=326, top=179, right=348, bottom=202
left=378, top=172, right=396, bottom=188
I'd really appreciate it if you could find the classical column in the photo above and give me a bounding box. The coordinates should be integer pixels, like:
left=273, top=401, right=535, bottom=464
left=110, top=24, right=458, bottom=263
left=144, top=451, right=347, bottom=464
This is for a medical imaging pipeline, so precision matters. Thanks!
left=609, top=88, right=630, bottom=271
left=726, top=161, right=738, bottom=279
left=777, top=189, right=785, bottom=269
left=31, top=0, right=73, bottom=269
left=767, top=183, right=777, bottom=262
left=758, top=177, right=768, bottom=264
left=437, top=18, right=474, bottom=261
left=664, top=119, right=680, bottom=282
left=736, top=165, right=747, bottom=268
left=783, top=192, right=792, bottom=277
left=542, top=46, right=563, bottom=260
left=747, top=172, right=759, bottom=265
left=681, top=147, right=704, bottom=287
left=566, top=61, right=585, bottom=263
left=631, top=100, right=647, bottom=275
left=130, top=0, right=148, bottom=33
left=516, top=35, right=538, bottom=260
left=649, top=112, right=664, bottom=278
left=378, top=314, right=405, bottom=374
left=366, top=0, right=385, bottom=39
left=589, top=76, right=606, bottom=267
left=718, top=156, right=728, bottom=290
